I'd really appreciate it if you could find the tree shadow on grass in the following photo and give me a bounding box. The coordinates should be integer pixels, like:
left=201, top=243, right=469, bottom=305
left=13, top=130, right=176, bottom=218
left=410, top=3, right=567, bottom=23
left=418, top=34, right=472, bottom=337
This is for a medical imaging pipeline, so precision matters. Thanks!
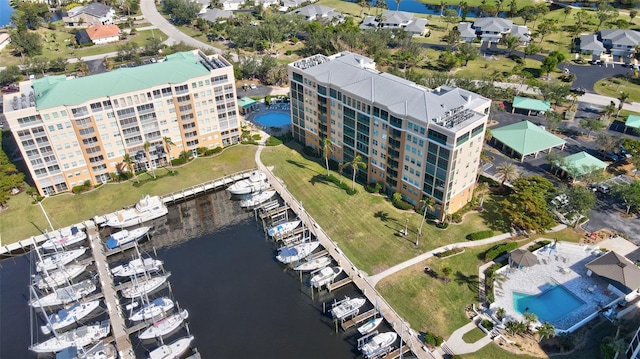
left=477, top=197, right=511, bottom=233
left=287, top=159, right=307, bottom=169
left=374, top=211, right=395, bottom=223
left=454, top=271, right=481, bottom=301
left=309, top=174, right=330, bottom=186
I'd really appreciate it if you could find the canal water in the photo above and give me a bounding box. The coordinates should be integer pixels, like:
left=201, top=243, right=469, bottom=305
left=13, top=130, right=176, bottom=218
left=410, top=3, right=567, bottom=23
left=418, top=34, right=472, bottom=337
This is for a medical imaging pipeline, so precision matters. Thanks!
left=0, top=0, right=12, bottom=27
left=0, top=190, right=371, bottom=358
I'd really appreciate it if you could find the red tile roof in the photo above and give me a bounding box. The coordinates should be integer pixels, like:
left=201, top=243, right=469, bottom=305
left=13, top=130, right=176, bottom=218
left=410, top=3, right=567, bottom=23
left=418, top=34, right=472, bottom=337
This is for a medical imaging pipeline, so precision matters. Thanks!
left=86, top=24, right=120, bottom=41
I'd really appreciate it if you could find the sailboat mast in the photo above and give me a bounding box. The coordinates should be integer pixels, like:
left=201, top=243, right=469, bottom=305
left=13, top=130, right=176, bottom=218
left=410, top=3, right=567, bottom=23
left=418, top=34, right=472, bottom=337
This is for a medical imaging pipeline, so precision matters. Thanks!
left=37, top=201, right=55, bottom=232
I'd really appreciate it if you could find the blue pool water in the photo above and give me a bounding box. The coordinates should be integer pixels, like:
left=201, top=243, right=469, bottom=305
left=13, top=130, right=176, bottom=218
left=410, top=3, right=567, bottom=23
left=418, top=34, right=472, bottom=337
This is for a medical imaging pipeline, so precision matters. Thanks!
left=513, top=284, right=584, bottom=323
left=255, top=112, right=291, bottom=127
left=0, top=0, right=12, bottom=27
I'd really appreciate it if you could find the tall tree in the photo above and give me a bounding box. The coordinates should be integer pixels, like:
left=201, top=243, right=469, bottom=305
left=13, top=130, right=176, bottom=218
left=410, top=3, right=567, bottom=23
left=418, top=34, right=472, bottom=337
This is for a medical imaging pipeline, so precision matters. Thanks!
left=495, top=162, right=519, bottom=186
left=443, top=27, right=461, bottom=49
left=563, top=6, right=571, bottom=21
left=395, top=0, right=401, bottom=11
left=630, top=9, right=637, bottom=24
left=322, top=137, right=333, bottom=176
left=122, top=153, right=139, bottom=183
left=536, top=323, right=556, bottom=342
left=348, top=155, right=367, bottom=191
left=500, top=35, right=520, bottom=56
left=457, top=42, right=479, bottom=66
left=612, top=181, right=640, bottom=214
left=538, top=81, right=570, bottom=110
left=501, top=175, right=556, bottom=233
left=535, top=18, right=557, bottom=44
left=163, top=136, right=175, bottom=173
left=580, top=119, right=605, bottom=138
left=617, top=92, right=630, bottom=119
left=508, top=0, right=518, bottom=18
left=143, top=141, right=156, bottom=179
left=418, top=197, right=436, bottom=236
left=595, top=4, right=618, bottom=32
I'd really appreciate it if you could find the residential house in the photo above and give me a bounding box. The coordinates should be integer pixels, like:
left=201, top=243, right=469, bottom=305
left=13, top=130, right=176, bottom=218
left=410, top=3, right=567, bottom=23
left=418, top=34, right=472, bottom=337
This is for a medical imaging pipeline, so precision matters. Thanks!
left=198, top=8, right=234, bottom=23
left=578, top=34, right=606, bottom=58
left=280, top=0, right=312, bottom=11
left=289, top=5, right=343, bottom=24
left=600, top=29, right=640, bottom=58
left=1, top=51, right=241, bottom=196
left=288, top=52, right=491, bottom=220
left=63, top=2, right=115, bottom=27
left=457, top=17, right=530, bottom=44
left=457, top=22, right=476, bottom=42
left=84, top=24, right=120, bottom=45
left=360, top=10, right=428, bottom=37
left=221, top=0, right=244, bottom=10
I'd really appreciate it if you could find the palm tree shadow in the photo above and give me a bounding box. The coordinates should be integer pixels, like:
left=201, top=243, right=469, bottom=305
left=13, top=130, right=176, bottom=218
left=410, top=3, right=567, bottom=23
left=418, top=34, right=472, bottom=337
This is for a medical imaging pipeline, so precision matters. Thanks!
left=454, top=271, right=481, bottom=300
left=286, top=159, right=307, bottom=169
left=309, top=174, right=331, bottom=186
left=374, top=211, right=395, bottom=223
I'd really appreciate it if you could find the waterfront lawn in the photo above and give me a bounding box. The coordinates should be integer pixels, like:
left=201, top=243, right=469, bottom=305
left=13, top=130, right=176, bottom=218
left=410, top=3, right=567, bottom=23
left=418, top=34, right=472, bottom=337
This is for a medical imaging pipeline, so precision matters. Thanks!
left=0, top=145, right=257, bottom=245
left=460, top=343, right=539, bottom=359
left=260, top=142, right=494, bottom=274
left=377, top=244, right=498, bottom=338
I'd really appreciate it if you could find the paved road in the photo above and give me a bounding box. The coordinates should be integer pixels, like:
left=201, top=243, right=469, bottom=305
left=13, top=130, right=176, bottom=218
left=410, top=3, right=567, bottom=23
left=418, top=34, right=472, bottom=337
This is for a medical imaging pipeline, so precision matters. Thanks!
left=583, top=193, right=640, bottom=244
left=140, top=0, right=222, bottom=53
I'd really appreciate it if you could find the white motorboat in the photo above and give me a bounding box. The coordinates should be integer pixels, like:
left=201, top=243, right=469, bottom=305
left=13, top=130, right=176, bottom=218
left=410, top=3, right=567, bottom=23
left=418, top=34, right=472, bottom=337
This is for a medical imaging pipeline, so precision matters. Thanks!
left=138, top=309, right=189, bottom=340
left=267, top=220, right=301, bottom=237
left=34, top=264, right=88, bottom=290
left=293, top=256, right=332, bottom=271
left=310, top=266, right=342, bottom=288
left=111, top=257, right=163, bottom=277
left=276, top=241, right=321, bottom=264
left=30, top=320, right=110, bottom=353
left=105, top=226, right=150, bottom=250
left=239, top=190, right=276, bottom=208
left=41, top=227, right=87, bottom=251
left=357, top=317, right=384, bottom=335
left=77, top=342, right=117, bottom=359
left=30, top=279, right=97, bottom=308
left=36, top=247, right=87, bottom=272
left=41, top=300, right=101, bottom=335
left=130, top=297, right=174, bottom=322
left=330, top=296, right=366, bottom=320
left=148, top=335, right=194, bottom=359
left=101, top=195, right=168, bottom=228
left=121, top=273, right=171, bottom=299
left=227, top=171, right=270, bottom=195
left=360, top=332, right=397, bottom=358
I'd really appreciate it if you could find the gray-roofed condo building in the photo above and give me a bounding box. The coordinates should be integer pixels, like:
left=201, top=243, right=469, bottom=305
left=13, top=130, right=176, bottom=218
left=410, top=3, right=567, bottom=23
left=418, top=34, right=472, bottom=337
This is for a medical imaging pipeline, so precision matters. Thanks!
left=2, top=50, right=241, bottom=196
left=288, top=52, right=491, bottom=219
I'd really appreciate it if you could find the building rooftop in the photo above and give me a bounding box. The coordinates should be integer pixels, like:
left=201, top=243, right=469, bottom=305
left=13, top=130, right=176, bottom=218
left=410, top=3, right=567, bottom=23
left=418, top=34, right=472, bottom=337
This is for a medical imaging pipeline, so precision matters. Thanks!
left=557, top=151, right=607, bottom=177
left=67, top=2, right=113, bottom=18
left=290, top=52, right=489, bottom=130
left=85, top=24, right=120, bottom=40
left=491, top=120, right=566, bottom=157
left=14, top=51, right=229, bottom=111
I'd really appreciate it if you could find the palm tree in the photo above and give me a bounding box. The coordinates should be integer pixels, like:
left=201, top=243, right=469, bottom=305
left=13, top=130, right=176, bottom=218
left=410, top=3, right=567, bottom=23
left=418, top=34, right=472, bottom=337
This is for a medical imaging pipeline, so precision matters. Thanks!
left=348, top=155, right=367, bottom=191
left=495, top=307, right=506, bottom=321
left=163, top=136, right=175, bottom=173
left=358, top=0, right=368, bottom=17
left=617, top=92, right=630, bottom=119
left=322, top=138, right=333, bottom=176
left=143, top=141, right=156, bottom=179
left=122, top=153, right=139, bottom=183
left=338, top=161, right=345, bottom=184
left=495, top=162, right=519, bottom=186
left=395, top=0, right=401, bottom=11
left=523, top=312, right=538, bottom=331
left=477, top=150, right=493, bottom=181
left=536, top=322, right=555, bottom=342
left=418, top=197, right=435, bottom=236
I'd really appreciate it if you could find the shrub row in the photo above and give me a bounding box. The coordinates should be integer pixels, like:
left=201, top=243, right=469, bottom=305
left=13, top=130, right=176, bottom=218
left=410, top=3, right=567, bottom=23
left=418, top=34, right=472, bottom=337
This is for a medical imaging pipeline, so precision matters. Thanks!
left=436, top=247, right=464, bottom=258
left=484, top=242, right=519, bottom=261
left=527, top=240, right=551, bottom=252
left=423, top=331, right=444, bottom=347
left=466, top=230, right=495, bottom=241
left=393, top=199, right=414, bottom=210
left=326, top=174, right=357, bottom=195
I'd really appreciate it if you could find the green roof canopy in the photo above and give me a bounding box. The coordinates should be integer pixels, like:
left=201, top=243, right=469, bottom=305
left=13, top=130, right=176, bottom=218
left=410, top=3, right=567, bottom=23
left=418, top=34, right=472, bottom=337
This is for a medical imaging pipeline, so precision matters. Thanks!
left=512, top=96, right=551, bottom=112
left=33, top=51, right=211, bottom=110
left=492, top=120, right=566, bottom=157
left=625, top=114, right=640, bottom=129
left=238, top=97, right=257, bottom=108
left=556, top=151, right=607, bottom=177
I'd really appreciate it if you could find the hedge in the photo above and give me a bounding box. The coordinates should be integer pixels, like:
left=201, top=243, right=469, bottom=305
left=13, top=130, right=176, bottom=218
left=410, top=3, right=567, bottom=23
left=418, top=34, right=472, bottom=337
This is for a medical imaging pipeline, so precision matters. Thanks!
left=466, top=230, right=495, bottom=241
left=424, top=331, right=444, bottom=347
left=484, top=242, right=519, bottom=261
left=436, top=247, right=464, bottom=258
left=527, top=240, right=551, bottom=252
left=326, top=174, right=357, bottom=195
left=393, top=199, right=414, bottom=210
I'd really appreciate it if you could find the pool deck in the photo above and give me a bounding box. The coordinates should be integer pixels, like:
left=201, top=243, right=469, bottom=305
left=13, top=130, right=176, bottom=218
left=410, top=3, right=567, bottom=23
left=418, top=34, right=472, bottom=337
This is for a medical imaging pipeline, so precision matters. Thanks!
left=491, top=241, right=620, bottom=332
left=244, top=102, right=291, bottom=133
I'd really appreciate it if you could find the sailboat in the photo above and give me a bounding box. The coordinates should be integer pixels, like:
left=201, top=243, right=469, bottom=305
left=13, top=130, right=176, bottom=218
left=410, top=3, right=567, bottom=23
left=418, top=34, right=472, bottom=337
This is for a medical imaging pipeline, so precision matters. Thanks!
left=267, top=220, right=301, bottom=237
left=30, top=320, right=110, bottom=353
left=111, top=257, right=163, bottom=277
left=105, top=226, right=150, bottom=250
left=41, top=226, right=87, bottom=251
left=121, top=273, right=171, bottom=299
left=100, top=195, right=168, bottom=228
left=293, top=256, right=332, bottom=271
left=33, top=264, right=88, bottom=290
left=276, top=241, right=321, bottom=264
left=148, top=335, right=194, bottom=359
left=41, top=299, right=102, bottom=334
left=138, top=309, right=189, bottom=340
left=129, top=297, right=174, bottom=322
left=29, top=279, right=97, bottom=308
left=36, top=247, right=87, bottom=272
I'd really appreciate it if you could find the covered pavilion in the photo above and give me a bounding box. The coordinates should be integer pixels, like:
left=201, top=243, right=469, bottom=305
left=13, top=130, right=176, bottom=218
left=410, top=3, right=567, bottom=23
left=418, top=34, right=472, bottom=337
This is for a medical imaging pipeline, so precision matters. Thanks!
left=491, top=120, right=566, bottom=162
left=238, top=97, right=258, bottom=115
left=511, top=96, right=551, bottom=116
left=624, top=114, right=640, bottom=134
left=552, top=151, right=608, bottom=182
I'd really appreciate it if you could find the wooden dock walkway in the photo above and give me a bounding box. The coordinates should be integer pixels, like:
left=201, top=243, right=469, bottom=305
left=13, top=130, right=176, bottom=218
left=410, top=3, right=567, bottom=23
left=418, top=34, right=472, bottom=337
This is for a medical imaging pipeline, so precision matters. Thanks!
left=161, top=169, right=257, bottom=204
left=341, top=308, right=377, bottom=330
left=86, top=222, right=135, bottom=359
left=328, top=277, right=353, bottom=292
left=386, top=345, right=413, bottom=359
left=256, top=157, right=438, bottom=359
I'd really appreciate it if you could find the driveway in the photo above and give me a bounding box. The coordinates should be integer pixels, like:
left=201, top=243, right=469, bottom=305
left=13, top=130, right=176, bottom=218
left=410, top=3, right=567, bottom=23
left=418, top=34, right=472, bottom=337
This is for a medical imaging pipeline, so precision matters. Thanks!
left=583, top=193, right=640, bottom=244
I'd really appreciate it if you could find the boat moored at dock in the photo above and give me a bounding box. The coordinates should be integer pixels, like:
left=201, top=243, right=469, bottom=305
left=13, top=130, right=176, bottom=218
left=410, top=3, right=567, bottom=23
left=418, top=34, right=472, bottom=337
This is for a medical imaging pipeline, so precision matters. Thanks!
left=267, top=220, right=301, bottom=237
left=138, top=309, right=189, bottom=340
left=129, top=297, right=174, bottom=322
left=36, top=247, right=87, bottom=272
left=360, top=332, right=397, bottom=358
left=310, top=266, right=342, bottom=288
left=276, top=241, right=320, bottom=264
left=148, top=335, right=194, bottom=359
left=41, top=227, right=87, bottom=251
left=357, top=317, right=383, bottom=336
left=227, top=171, right=269, bottom=195
left=120, top=273, right=171, bottom=299
left=99, top=195, right=168, bottom=228
left=293, top=256, right=332, bottom=271
left=41, top=300, right=102, bottom=335
left=111, top=257, right=163, bottom=277
left=105, top=226, right=150, bottom=250
left=240, top=190, right=276, bottom=208
left=330, top=297, right=366, bottom=320
left=33, top=264, right=88, bottom=290
left=30, top=320, right=110, bottom=354
left=29, top=279, right=97, bottom=308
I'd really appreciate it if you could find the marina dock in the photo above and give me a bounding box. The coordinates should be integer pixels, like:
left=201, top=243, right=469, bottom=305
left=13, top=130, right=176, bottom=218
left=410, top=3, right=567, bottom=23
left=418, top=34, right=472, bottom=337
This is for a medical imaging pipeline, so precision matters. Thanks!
left=328, top=277, right=353, bottom=292
left=86, top=222, right=135, bottom=359
left=341, top=308, right=378, bottom=330
left=257, top=160, right=438, bottom=359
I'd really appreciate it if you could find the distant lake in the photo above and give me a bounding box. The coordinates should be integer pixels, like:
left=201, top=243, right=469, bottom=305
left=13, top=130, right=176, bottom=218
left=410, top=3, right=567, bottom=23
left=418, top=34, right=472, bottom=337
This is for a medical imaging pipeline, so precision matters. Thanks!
left=354, top=0, right=503, bottom=18
left=0, top=0, right=12, bottom=27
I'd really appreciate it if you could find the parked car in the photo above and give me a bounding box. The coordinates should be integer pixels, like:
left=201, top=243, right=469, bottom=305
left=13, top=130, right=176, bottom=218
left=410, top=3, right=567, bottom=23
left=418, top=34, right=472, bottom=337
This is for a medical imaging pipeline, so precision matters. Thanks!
left=250, top=84, right=257, bottom=89
left=601, top=151, right=620, bottom=162
left=619, top=146, right=632, bottom=159
left=597, top=184, right=610, bottom=194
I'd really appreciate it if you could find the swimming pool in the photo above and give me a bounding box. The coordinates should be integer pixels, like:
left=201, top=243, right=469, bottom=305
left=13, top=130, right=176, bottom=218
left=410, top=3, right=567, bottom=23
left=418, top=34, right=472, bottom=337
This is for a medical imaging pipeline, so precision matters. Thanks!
left=513, top=284, right=585, bottom=323
left=255, top=112, right=291, bottom=127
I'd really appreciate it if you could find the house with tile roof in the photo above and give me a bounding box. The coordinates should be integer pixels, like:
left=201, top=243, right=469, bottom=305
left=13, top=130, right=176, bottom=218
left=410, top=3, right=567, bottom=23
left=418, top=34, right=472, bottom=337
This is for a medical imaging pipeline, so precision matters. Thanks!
left=63, top=2, right=115, bottom=27
left=600, top=29, right=640, bottom=57
left=84, top=24, right=120, bottom=45
left=360, top=10, right=428, bottom=36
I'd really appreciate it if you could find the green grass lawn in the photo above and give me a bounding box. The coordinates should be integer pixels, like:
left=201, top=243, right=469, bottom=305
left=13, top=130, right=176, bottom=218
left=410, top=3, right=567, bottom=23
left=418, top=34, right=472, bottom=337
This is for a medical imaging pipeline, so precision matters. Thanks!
left=260, top=142, right=494, bottom=274
left=594, top=76, right=640, bottom=103
left=460, top=343, right=539, bottom=359
left=462, top=327, right=487, bottom=343
left=0, top=145, right=257, bottom=245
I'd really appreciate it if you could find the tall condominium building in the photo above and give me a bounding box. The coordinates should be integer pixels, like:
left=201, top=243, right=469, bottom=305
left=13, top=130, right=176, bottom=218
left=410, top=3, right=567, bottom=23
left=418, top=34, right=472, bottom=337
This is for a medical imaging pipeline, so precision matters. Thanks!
left=3, top=51, right=241, bottom=196
left=288, top=52, right=491, bottom=219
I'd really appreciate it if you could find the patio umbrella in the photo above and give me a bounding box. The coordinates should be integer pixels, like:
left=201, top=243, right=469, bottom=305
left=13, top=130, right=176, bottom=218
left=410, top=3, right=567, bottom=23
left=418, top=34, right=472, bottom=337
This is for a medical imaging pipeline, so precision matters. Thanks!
left=509, top=249, right=539, bottom=267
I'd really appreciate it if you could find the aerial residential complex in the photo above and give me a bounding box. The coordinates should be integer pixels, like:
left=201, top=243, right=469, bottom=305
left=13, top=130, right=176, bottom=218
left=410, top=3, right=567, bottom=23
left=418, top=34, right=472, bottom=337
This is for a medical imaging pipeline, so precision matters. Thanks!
left=2, top=50, right=241, bottom=196
left=288, top=52, right=491, bottom=219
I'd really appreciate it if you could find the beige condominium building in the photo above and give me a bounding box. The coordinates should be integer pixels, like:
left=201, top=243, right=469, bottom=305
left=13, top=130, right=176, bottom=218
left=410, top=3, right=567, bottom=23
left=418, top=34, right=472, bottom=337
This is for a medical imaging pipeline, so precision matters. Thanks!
left=3, top=50, right=240, bottom=196
left=288, top=52, right=491, bottom=219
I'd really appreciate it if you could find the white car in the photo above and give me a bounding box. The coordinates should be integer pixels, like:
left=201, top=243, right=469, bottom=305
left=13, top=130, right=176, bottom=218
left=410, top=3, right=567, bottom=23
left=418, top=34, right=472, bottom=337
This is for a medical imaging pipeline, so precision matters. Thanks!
left=250, top=84, right=257, bottom=89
